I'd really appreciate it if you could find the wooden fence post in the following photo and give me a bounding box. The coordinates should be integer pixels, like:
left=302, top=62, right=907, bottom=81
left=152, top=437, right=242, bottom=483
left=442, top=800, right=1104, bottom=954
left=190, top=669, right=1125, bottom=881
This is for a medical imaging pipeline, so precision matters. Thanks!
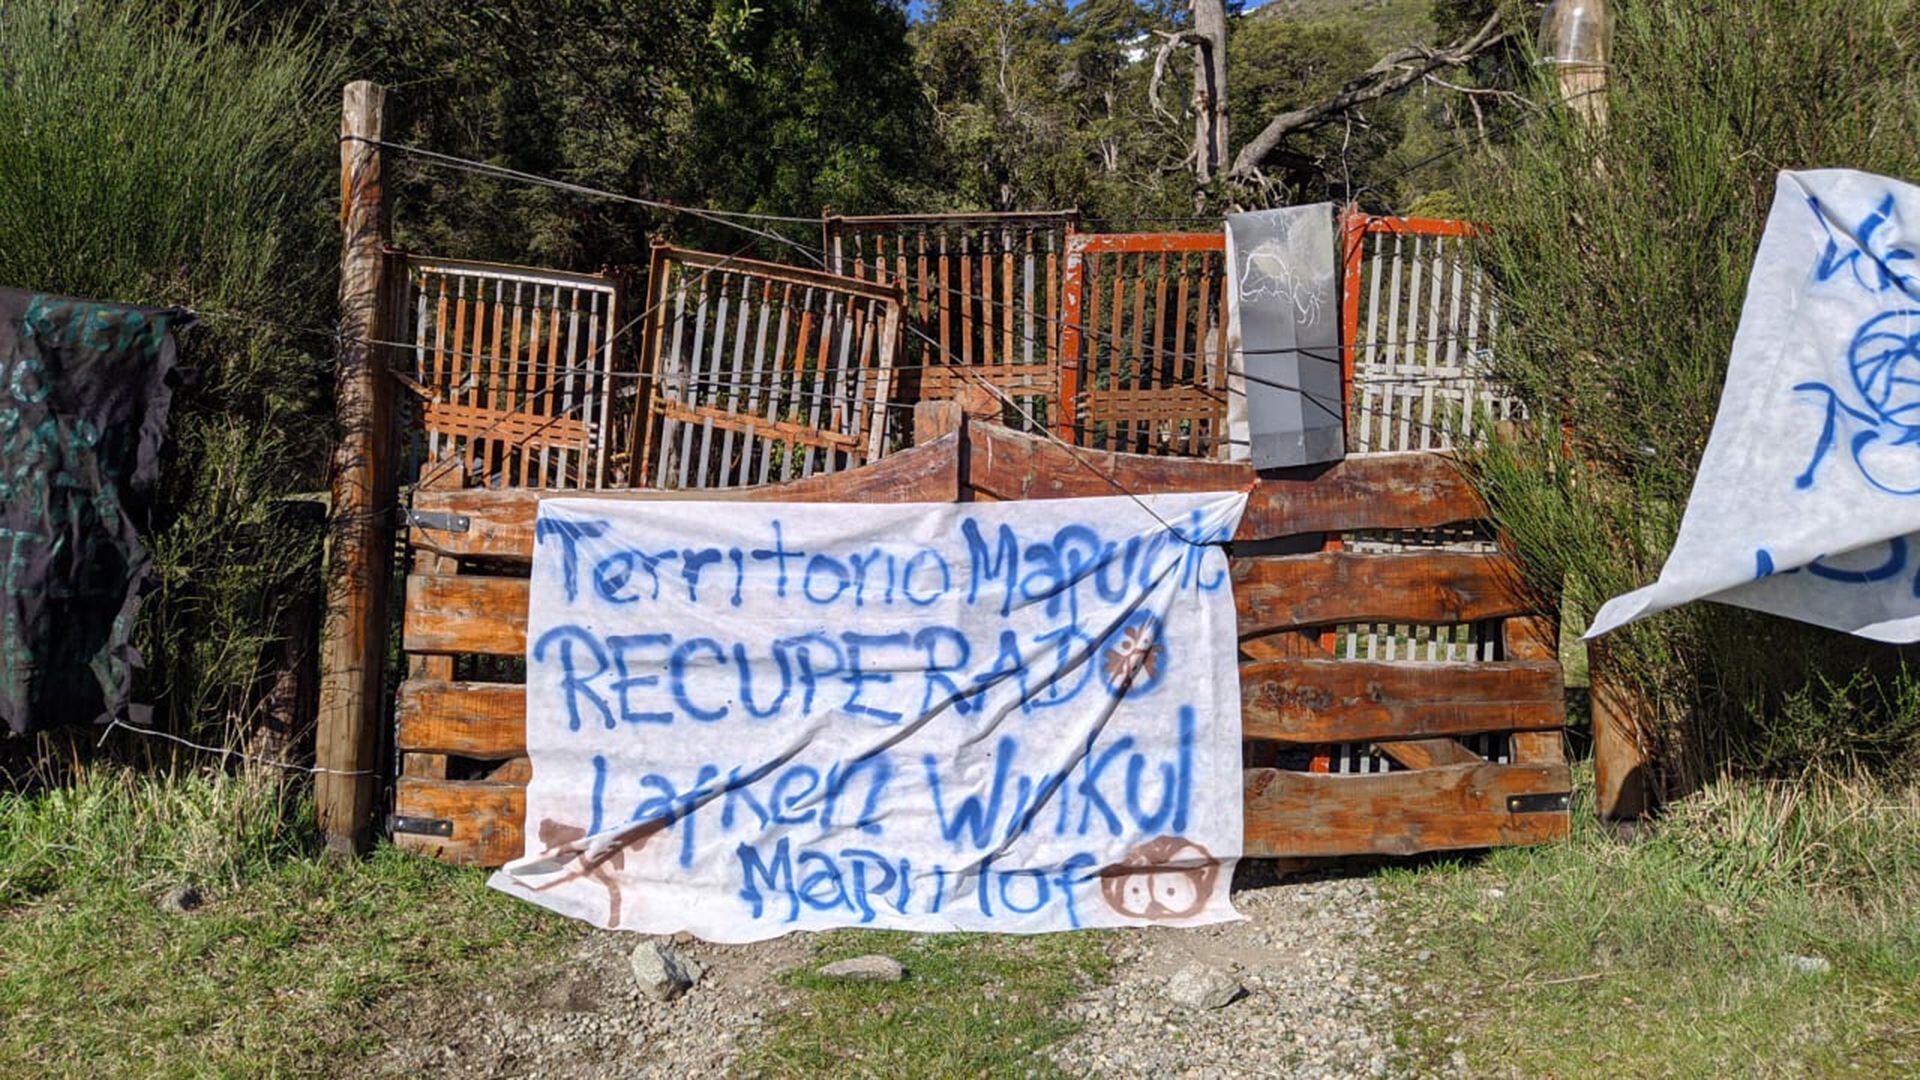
left=316, top=80, right=395, bottom=855
left=1589, top=640, right=1651, bottom=820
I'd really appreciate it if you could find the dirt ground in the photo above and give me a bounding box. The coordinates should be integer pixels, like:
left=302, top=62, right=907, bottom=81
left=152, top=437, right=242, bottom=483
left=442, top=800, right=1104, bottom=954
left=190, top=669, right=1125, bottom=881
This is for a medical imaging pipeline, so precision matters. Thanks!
left=374, top=864, right=1396, bottom=1079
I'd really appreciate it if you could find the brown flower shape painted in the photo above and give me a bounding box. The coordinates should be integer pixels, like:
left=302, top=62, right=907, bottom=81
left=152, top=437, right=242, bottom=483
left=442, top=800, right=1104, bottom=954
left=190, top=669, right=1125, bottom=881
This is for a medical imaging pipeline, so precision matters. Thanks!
left=1102, top=620, right=1163, bottom=692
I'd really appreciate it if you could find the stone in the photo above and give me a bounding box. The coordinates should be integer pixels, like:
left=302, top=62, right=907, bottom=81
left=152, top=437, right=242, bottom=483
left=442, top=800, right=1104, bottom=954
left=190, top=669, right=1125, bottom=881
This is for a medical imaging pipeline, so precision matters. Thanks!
left=817, top=954, right=906, bottom=982
left=1164, top=963, right=1242, bottom=1010
left=540, top=977, right=601, bottom=1013
left=157, top=884, right=202, bottom=914
left=630, top=939, right=701, bottom=1002
left=1784, top=953, right=1832, bottom=976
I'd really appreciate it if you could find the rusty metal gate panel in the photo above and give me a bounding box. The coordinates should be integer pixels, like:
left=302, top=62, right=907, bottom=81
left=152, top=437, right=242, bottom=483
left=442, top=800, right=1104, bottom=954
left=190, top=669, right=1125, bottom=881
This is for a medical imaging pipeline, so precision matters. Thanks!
left=633, top=244, right=904, bottom=490
left=395, top=255, right=623, bottom=489
left=1339, top=212, right=1522, bottom=453
left=1059, top=232, right=1232, bottom=457
left=825, top=211, right=1076, bottom=432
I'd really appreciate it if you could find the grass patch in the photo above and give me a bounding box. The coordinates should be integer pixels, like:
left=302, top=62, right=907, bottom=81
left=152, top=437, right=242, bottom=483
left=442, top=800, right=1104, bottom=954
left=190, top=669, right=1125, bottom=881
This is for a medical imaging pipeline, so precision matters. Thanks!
left=1382, top=765, right=1920, bottom=1077
left=745, top=929, right=1113, bottom=1078
left=0, top=766, right=580, bottom=1078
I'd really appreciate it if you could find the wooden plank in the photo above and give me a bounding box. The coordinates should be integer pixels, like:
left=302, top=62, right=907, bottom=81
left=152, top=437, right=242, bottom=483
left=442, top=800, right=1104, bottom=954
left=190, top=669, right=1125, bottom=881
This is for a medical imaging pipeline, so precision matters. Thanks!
left=410, top=429, right=962, bottom=560
left=658, top=397, right=861, bottom=452
left=1240, top=658, right=1564, bottom=743
left=403, top=762, right=1569, bottom=868
left=1233, top=551, right=1541, bottom=633
left=396, top=679, right=526, bottom=756
left=392, top=777, right=525, bottom=866
left=401, top=752, right=448, bottom=779
left=487, top=757, right=534, bottom=785
left=964, top=424, right=1482, bottom=537
left=404, top=574, right=528, bottom=656
left=1589, top=639, right=1652, bottom=820
left=1510, top=730, right=1567, bottom=765
left=1075, top=232, right=1222, bottom=255
left=422, top=399, right=593, bottom=451
left=1376, top=738, right=1483, bottom=770
left=1241, top=762, right=1570, bottom=858
left=1084, top=385, right=1227, bottom=426
left=1502, top=613, right=1559, bottom=662
left=921, top=364, right=1060, bottom=394
left=1245, top=450, right=1482, bottom=538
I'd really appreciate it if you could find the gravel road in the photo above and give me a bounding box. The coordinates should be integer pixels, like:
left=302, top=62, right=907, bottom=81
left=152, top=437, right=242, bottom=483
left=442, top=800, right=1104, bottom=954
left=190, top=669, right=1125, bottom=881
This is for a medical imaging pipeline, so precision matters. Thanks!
left=376, top=864, right=1396, bottom=1078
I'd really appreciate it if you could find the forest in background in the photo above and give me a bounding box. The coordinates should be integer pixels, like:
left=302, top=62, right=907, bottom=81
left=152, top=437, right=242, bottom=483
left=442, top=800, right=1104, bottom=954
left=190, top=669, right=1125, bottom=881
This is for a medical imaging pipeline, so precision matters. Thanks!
left=2, top=0, right=1518, bottom=750
left=310, top=0, right=1507, bottom=269
left=10, top=0, right=1920, bottom=794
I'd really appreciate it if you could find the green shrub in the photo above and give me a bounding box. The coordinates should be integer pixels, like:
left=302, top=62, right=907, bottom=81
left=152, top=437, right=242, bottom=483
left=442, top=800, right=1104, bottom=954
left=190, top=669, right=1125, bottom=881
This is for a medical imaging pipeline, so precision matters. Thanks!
left=1464, top=0, right=1920, bottom=786
left=0, top=1, right=340, bottom=743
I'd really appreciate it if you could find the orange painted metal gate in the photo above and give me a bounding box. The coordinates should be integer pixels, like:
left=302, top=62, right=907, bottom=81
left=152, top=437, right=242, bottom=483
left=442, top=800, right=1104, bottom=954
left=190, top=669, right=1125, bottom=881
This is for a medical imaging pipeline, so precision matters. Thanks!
left=393, top=255, right=625, bottom=489
left=630, top=244, right=905, bottom=490
left=1339, top=213, right=1522, bottom=454
left=825, top=212, right=1077, bottom=432
left=1058, top=232, right=1232, bottom=457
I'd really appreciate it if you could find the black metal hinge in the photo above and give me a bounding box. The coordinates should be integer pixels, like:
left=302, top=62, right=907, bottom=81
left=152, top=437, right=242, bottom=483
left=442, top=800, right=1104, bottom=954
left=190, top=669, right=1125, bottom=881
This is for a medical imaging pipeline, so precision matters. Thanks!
left=404, top=508, right=470, bottom=534
left=1508, top=792, right=1572, bottom=814
left=389, top=814, right=453, bottom=838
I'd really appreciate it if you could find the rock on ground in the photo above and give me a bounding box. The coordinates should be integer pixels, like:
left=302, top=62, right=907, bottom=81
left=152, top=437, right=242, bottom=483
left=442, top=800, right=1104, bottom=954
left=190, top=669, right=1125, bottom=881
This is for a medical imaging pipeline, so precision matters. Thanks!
left=1164, top=963, right=1243, bottom=1010
left=629, top=940, right=702, bottom=1003
left=1050, top=868, right=1397, bottom=1079
left=816, top=954, right=905, bottom=982
left=1784, top=953, right=1832, bottom=976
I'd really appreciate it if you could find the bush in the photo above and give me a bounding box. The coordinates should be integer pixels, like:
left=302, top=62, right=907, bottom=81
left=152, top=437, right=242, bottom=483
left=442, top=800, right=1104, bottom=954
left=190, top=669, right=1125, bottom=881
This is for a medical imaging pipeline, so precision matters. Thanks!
left=1463, top=0, right=1920, bottom=787
left=0, top=1, right=340, bottom=746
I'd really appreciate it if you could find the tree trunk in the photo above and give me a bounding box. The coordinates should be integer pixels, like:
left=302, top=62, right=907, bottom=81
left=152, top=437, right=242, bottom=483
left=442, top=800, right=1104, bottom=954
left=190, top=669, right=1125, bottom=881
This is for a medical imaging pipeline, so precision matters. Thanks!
left=1191, top=0, right=1229, bottom=186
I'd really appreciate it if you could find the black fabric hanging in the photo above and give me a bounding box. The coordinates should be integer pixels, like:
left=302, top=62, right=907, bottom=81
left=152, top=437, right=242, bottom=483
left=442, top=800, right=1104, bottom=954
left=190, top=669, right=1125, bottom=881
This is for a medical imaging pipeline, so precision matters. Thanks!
left=0, top=288, right=191, bottom=734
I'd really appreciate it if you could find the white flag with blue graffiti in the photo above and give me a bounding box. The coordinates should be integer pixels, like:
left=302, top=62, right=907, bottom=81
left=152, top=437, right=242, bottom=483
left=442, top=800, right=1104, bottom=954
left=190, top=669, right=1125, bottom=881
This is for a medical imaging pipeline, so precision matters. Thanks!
left=1590, top=169, right=1920, bottom=642
left=490, top=492, right=1249, bottom=941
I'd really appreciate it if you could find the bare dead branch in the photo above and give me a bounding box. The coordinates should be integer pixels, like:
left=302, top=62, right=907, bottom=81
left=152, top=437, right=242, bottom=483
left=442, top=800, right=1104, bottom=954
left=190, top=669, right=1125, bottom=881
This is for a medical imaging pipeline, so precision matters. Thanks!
left=1228, top=10, right=1510, bottom=181
left=1149, top=30, right=1210, bottom=125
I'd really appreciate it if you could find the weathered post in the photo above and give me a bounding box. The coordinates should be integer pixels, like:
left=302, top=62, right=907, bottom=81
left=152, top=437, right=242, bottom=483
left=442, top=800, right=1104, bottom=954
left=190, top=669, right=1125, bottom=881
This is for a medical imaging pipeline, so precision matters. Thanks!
left=1542, top=1, right=1646, bottom=820
left=316, top=80, right=395, bottom=854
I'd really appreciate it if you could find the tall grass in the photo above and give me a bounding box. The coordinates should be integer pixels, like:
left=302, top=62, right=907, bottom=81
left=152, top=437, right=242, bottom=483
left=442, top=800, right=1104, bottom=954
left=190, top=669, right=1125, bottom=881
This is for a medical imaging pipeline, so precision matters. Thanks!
left=0, top=1, right=342, bottom=746
left=1385, top=770, right=1920, bottom=1075
left=1463, top=0, right=1920, bottom=787
left=0, top=764, right=306, bottom=902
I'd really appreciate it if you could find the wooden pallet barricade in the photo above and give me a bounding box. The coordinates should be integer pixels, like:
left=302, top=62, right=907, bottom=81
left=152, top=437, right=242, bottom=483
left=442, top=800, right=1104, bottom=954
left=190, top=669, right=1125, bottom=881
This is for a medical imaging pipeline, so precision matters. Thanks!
left=390, top=419, right=1568, bottom=864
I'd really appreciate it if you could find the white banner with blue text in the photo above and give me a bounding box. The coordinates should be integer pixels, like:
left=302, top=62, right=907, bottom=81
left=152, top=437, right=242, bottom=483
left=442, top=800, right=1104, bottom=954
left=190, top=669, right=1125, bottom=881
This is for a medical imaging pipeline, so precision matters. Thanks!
left=489, top=492, right=1249, bottom=941
left=1590, top=169, right=1920, bottom=642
